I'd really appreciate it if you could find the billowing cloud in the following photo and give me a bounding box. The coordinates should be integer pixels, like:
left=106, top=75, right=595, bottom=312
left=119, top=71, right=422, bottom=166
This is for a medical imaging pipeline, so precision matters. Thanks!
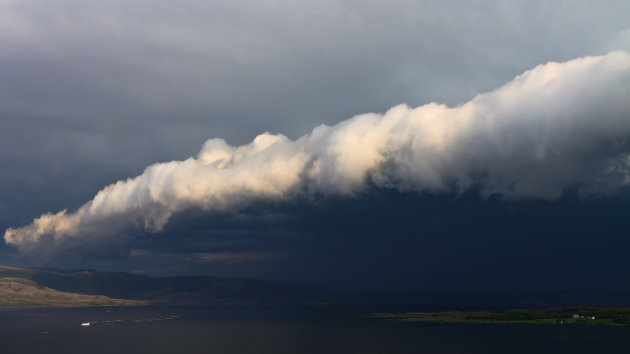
left=5, top=51, right=630, bottom=252
left=1, top=0, right=629, bottom=237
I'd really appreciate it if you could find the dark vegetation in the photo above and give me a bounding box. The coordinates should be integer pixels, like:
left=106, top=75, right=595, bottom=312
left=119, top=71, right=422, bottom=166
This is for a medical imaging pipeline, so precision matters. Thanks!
left=374, top=307, right=630, bottom=326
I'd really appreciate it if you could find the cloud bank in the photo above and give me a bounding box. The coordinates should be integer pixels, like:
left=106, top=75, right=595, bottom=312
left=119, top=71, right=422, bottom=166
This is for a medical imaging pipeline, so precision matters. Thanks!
left=5, top=51, right=630, bottom=252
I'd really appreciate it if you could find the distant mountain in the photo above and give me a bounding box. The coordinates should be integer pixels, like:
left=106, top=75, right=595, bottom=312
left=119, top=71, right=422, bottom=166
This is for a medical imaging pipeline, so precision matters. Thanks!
left=0, top=266, right=326, bottom=305
left=3, top=265, right=630, bottom=308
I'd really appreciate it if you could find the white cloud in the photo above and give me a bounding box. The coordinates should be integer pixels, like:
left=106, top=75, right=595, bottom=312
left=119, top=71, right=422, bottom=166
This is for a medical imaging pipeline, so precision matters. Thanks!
left=5, top=51, right=630, bottom=252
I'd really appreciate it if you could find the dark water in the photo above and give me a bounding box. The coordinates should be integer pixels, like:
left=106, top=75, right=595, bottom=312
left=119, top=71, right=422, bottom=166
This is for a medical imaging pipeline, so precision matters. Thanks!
left=0, top=305, right=629, bottom=353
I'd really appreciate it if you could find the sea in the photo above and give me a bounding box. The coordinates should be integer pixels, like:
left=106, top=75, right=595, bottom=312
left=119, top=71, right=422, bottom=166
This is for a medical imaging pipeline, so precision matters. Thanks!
left=0, top=305, right=628, bottom=353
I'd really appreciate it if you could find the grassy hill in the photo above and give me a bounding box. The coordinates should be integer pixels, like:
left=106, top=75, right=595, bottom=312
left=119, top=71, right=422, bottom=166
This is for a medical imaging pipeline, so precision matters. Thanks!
left=0, top=276, right=145, bottom=307
left=0, top=265, right=324, bottom=306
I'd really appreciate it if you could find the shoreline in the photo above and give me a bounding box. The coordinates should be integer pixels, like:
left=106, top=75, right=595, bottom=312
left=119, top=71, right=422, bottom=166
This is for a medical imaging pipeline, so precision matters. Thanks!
left=371, top=307, right=630, bottom=326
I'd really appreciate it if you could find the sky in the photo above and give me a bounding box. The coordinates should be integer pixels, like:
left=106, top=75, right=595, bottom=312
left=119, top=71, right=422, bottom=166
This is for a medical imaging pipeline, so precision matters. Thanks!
left=2, top=0, right=630, bottom=293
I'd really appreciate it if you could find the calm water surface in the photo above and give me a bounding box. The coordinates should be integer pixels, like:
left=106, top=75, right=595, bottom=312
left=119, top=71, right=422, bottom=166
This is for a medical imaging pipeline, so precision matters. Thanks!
left=0, top=305, right=628, bottom=353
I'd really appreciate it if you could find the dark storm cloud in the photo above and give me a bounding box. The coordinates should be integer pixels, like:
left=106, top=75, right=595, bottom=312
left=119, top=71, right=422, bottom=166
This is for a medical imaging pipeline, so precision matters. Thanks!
left=49, top=189, right=630, bottom=293
left=256, top=189, right=630, bottom=293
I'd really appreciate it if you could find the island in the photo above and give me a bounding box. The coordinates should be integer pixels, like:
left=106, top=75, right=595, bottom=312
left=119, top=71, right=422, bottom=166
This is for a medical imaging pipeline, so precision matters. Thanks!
left=372, top=307, right=630, bottom=326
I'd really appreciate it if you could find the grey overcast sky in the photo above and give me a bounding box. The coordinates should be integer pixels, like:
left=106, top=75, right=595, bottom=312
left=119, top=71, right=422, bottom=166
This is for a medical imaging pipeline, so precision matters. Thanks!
left=2, top=0, right=630, bottom=292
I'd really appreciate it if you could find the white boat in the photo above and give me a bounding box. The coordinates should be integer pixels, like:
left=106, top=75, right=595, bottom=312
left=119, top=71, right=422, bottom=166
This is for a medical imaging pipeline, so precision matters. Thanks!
left=80, top=322, right=91, bottom=327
